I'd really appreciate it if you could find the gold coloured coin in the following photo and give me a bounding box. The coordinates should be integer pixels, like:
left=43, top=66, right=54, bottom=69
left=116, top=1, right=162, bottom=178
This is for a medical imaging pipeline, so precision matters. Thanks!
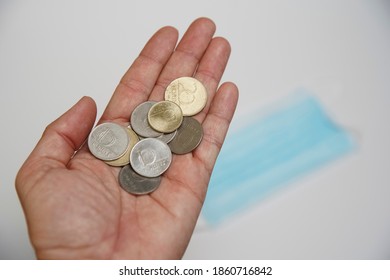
left=148, top=101, right=183, bottom=133
left=164, top=77, right=208, bottom=116
left=105, top=127, right=139, bottom=167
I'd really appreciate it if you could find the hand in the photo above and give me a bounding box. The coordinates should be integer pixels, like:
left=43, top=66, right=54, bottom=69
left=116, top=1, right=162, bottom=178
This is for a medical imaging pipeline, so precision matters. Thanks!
left=15, top=18, right=239, bottom=259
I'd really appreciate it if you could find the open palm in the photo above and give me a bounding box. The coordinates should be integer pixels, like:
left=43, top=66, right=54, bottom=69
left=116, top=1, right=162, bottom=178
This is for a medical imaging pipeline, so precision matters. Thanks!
left=15, top=18, right=238, bottom=259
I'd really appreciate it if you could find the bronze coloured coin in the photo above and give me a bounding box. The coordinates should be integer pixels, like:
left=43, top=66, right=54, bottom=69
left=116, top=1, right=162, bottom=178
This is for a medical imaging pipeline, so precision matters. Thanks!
left=168, top=117, right=203, bottom=154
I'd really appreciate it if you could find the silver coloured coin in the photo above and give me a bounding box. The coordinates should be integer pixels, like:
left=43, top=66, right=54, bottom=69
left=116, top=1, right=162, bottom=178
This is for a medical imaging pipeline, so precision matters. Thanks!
left=104, top=127, right=139, bottom=167
left=138, top=130, right=177, bottom=144
left=130, top=138, right=172, bottom=177
left=130, top=101, right=162, bottom=138
left=88, top=122, right=129, bottom=161
left=119, top=165, right=162, bottom=195
left=157, top=130, right=177, bottom=144
left=168, top=117, right=203, bottom=154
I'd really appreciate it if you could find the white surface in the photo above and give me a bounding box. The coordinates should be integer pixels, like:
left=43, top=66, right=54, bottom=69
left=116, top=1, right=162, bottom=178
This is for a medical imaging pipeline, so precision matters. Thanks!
left=1, top=0, right=390, bottom=259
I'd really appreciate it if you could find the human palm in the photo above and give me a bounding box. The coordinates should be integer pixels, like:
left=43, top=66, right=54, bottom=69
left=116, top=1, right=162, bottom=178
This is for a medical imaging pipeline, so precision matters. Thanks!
left=15, top=18, right=238, bottom=259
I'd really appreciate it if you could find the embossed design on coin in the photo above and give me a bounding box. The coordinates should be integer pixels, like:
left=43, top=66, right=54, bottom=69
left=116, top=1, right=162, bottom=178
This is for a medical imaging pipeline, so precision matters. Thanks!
left=88, top=122, right=129, bottom=161
left=148, top=101, right=183, bottom=133
left=165, top=77, right=207, bottom=116
left=131, top=101, right=162, bottom=138
left=168, top=117, right=203, bottom=154
left=105, top=127, right=139, bottom=167
left=119, top=165, right=162, bottom=195
left=139, top=149, right=157, bottom=166
left=130, top=138, right=172, bottom=177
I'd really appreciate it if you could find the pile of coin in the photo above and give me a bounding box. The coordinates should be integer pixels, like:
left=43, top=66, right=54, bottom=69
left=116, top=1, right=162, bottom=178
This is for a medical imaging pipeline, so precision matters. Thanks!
left=88, top=77, right=207, bottom=195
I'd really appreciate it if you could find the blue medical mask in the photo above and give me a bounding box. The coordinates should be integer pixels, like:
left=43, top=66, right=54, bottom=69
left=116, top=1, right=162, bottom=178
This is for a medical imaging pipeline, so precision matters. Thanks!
left=202, top=90, right=355, bottom=225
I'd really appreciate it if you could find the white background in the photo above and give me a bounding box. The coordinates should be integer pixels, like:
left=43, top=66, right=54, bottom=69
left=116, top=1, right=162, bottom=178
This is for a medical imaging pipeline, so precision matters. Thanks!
left=1, top=0, right=389, bottom=259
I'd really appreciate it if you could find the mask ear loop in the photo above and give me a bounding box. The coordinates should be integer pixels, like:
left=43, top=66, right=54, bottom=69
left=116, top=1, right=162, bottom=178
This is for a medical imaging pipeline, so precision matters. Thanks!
left=339, top=125, right=361, bottom=149
left=314, top=96, right=362, bottom=153
left=300, top=79, right=362, bottom=149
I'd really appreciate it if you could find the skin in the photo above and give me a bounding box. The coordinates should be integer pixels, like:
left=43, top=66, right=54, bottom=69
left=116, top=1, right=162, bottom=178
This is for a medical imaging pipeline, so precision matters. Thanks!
left=15, top=17, right=239, bottom=259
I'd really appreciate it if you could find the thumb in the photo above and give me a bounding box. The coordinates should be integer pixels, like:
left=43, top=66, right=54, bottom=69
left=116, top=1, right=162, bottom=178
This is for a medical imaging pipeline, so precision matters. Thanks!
left=31, top=96, right=97, bottom=165
left=16, top=96, right=97, bottom=191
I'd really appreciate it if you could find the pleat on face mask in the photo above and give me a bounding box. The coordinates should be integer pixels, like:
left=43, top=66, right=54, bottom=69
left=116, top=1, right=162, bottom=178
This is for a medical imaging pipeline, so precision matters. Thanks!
left=202, top=90, right=356, bottom=225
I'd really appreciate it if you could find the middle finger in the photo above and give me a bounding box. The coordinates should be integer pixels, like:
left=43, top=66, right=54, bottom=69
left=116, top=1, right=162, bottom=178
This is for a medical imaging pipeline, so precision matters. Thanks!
left=148, top=17, right=216, bottom=101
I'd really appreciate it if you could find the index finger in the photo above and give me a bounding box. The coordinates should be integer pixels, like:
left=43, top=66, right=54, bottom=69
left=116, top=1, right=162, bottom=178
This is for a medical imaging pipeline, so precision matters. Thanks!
left=100, top=26, right=179, bottom=123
